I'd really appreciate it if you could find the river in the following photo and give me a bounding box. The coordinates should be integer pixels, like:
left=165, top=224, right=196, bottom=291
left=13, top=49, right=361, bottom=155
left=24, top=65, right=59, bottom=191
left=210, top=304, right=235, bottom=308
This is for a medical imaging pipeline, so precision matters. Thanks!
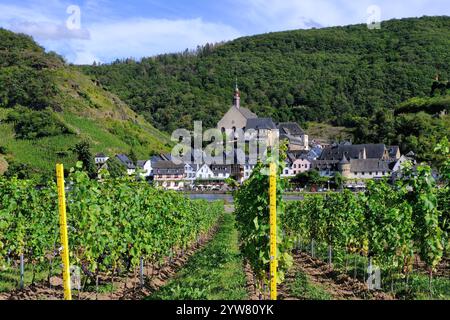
left=185, top=193, right=304, bottom=202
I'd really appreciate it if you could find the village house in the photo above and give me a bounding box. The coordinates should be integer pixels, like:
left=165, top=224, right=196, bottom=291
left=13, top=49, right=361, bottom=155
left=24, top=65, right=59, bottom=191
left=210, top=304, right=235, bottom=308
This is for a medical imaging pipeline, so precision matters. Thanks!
left=153, top=160, right=185, bottom=190
left=136, top=160, right=153, bottom=178
left=116, top=154, right=136, bottom=175
left=196, top=163, right=214, bottom=180
left=95, top=153, right=109, bottom=165
left=278, top=122, right=309, bottom=151
left=184, top=163, right=200, bottom=187
left=312, top=143, right=397, bottom=180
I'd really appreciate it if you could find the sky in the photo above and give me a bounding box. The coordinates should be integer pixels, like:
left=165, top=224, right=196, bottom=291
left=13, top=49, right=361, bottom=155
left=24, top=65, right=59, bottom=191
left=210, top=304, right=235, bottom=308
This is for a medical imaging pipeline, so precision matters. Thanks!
left=0, top=0, right=449, bottom=65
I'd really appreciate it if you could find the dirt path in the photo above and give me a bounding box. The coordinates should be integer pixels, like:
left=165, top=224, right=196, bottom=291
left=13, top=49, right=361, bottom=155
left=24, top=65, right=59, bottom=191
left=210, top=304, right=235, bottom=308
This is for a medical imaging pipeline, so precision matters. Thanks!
left=0, top=224, right=220, bottom=300
left=278, top=252, right=394, bottom=300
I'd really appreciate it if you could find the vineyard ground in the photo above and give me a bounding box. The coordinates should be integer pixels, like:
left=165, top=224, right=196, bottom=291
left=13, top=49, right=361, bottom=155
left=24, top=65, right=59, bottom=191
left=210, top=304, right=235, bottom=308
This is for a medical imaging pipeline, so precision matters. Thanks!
left=279, top=252, right=394, bottom=300
left=0, top=220, right=221, bottom=300
left=147, top=212, right=248, bottom=300
left=281, top=250, right=450, bottom=300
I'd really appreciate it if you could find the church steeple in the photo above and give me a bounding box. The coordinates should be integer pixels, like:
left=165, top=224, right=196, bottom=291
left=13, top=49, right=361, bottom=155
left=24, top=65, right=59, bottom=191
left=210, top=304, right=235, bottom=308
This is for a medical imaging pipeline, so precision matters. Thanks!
left=233, top=80, right=240, bottom=109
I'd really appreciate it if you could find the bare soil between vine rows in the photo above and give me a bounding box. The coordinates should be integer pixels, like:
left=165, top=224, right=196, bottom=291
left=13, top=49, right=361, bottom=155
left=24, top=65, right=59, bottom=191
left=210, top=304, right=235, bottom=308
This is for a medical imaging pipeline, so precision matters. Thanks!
left=278, top=252, right=394, bottom=300
left=244, top=251, right=395, bottom=300
left=0, top=224, right=220, bottom=301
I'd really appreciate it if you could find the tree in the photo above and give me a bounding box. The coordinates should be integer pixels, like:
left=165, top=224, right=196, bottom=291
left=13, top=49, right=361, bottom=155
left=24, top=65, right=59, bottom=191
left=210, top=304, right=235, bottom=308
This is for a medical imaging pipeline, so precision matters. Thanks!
left=128, top=149, right=138, bottom=164
left=71, top=141, right=97, bottom=179
left=105, top=157, right=127, bottom=178
left=333, top=172, right=344, bottom=190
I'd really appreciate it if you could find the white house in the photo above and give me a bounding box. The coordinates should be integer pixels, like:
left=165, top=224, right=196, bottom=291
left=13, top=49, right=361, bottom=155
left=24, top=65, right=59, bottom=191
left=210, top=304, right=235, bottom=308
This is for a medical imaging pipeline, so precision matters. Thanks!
left=281, top=161, right=295, bottom=178
left=210, top=164, right=232, bottom=180
left=196, top=164, right=215, bottom=180
left=95, top=153, right=109, bottom=165
left=137, top=160, right=153, bottom=178
left=391, top=154, right=416, bottom=173
left=116, top=154, right=136, bottom=175
left=184, top=163, right=199, bottom=185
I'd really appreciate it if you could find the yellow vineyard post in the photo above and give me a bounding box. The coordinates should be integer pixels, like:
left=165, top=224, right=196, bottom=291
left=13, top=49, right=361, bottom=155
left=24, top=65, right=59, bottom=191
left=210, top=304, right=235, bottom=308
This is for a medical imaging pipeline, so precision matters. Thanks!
left=56, top=164, right=72, bottom=300
left=269, top=162, right=277, bottom=300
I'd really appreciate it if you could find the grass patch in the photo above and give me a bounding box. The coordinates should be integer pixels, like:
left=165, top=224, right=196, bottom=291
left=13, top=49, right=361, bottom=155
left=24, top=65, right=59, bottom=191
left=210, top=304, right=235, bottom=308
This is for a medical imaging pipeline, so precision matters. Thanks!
left=288, top=270, right=333, bottom=300
left=0, top=263, right=59, bottom=292
left=147, top=213, right=248, bottom=300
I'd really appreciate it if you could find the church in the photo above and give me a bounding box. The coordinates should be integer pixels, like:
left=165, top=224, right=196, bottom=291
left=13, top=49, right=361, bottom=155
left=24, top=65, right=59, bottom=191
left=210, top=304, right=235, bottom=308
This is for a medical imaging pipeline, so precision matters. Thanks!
left=217, top=86, right=309, bottom=151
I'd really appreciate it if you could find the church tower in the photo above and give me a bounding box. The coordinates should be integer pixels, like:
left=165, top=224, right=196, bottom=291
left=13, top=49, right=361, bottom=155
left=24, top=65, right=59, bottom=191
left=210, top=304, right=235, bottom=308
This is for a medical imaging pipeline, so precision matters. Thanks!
left=233, top=83, right=240, bottom=109
left=338, top=154, right=351, bottom=178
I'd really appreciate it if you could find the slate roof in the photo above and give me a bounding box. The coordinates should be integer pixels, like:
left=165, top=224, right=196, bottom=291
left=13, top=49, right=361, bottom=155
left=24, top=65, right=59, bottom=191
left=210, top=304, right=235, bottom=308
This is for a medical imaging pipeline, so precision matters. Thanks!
left=246, top=118, right=277, bottom=130
left=95, top=153, right=108, bottom=158
left=278, top=122, right=305, bottom=136
left=152, top=161, right=184, bottom=170
left=210, top=164, right=232, bottom=175
left=153, top=161, right=185, bottom=175
left=280, top=133, right=303, bottom=145
left=237, top=107, right=258, bottom=119
left=319, top=144, right=387, bottom=161
left=339, top=155, right=350, bottom=164
left=136, top=160, right=150, bottom=168
left=116, top=154, right=135, bottom=169
left=349, top=159, right=391, bottom=173
left=388, top=146, right=400, bottom=159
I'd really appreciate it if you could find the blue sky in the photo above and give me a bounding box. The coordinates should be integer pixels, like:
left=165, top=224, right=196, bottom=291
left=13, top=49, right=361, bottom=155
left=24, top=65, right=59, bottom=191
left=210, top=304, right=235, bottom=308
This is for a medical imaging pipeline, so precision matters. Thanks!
left=0, top=0, right=449, bottom=64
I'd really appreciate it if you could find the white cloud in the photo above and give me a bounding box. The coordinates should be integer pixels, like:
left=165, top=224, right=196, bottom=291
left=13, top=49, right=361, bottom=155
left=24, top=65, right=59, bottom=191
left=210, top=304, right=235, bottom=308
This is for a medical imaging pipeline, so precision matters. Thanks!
left=233, top=0, right=450, bottom=32
left=1, top=0, right=449, bottom=64
left=0, top=1, right=241, bottom=64
left=9, top=20, right=91, bottom=40
left=68, top=17, right=241, bottom=64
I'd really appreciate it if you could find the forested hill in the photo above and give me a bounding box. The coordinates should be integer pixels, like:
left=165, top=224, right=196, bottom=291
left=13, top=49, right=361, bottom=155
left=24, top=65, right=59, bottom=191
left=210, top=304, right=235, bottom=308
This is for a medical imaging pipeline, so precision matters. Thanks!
left=0, top=29, right=171, bottom=179
left=80, top=16, right=450, bottom=132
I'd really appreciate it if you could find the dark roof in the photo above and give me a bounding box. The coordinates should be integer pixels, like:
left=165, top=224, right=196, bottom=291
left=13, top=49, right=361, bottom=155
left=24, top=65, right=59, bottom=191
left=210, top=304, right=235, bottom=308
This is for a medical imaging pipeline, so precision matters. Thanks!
left=152, top=161, right=184, bottom=170
left=339, top=155, right=350, bottom=164
left=210, top=164, right=232, bottom=174
left=116, top=154, right=135, bottom=169
left=349, top=159, right=391, bottom=173
left=95, top=153, right=108, bottom=158
left=312, top=159, right=391, bottom=173
left=312, top=160, right=339, bottom=170
left=237, top=107, right=258, bottom=119
left=280, top=133, right=303, bottom=145
left=278, top=122, right=305, bottom=136
left=319, top=144, right=387, bottom=161
left=388, top=146, right=400, bottom=158
left=246, top=118, right=277, bottom=130
left=136, top=160, right=150, bottom=168
left=286, top=153, right=297, bottom=164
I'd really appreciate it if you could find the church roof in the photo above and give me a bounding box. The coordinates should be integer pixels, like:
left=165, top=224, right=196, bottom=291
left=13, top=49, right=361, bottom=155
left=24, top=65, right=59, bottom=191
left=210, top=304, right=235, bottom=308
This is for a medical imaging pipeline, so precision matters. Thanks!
left=237, top=106, right=257, bottom=119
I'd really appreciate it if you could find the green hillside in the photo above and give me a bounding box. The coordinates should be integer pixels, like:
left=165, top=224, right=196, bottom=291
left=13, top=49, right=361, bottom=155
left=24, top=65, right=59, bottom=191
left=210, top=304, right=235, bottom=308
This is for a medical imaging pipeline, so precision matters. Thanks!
left=80, top=16, right=450, bottom=132
left=0, top=29, right=172, bottom=179
left=353, top=92, right=449, bottom=164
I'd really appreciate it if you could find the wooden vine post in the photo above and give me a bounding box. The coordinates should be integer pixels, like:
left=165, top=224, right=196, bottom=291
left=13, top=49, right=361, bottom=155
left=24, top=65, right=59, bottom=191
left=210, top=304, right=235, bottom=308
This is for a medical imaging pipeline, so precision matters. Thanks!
left=56, top=164, right=72, bottom=300
left=269, top=162, right=278, bottom=300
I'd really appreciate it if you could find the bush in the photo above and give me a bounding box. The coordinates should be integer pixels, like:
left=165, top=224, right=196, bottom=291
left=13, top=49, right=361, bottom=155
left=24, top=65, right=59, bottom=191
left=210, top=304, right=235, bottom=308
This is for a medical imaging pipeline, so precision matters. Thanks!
left=6, top=108, right=73, bottom=139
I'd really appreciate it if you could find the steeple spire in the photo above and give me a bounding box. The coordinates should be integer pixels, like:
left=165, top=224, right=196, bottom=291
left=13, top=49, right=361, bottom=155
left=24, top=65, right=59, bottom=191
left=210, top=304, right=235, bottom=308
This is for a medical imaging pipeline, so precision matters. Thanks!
left=233, top=78, right=240, bottom=109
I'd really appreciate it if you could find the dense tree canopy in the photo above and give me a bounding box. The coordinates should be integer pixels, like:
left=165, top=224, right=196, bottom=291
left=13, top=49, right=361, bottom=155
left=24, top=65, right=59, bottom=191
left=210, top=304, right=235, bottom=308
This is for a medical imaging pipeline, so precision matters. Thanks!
left=80, top=16, right=450, bottom=132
